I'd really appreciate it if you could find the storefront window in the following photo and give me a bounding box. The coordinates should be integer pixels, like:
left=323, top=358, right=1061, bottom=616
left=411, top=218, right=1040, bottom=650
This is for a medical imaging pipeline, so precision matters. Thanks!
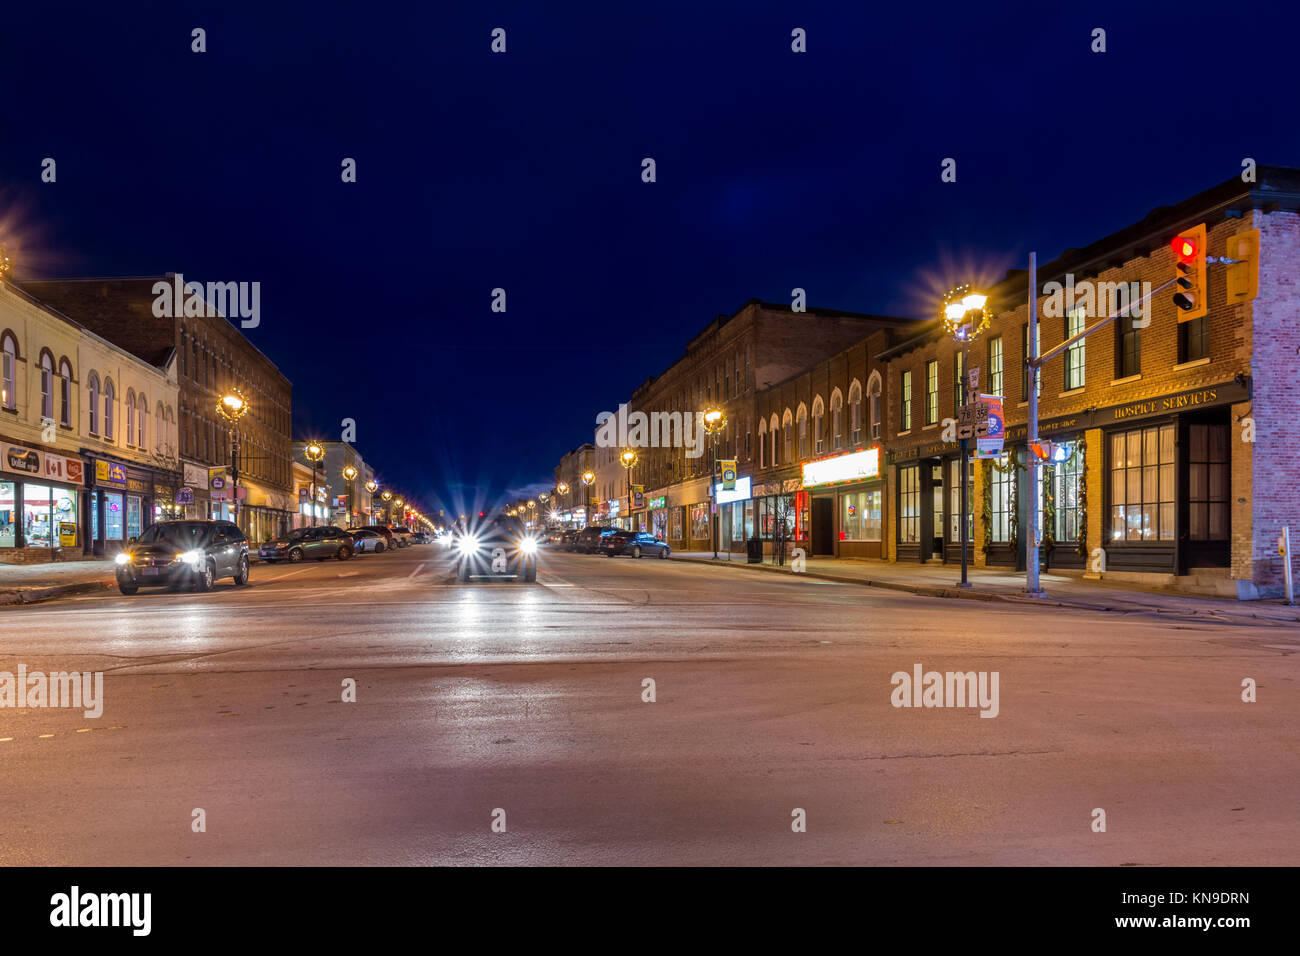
left=1110, top=424, right=1175, bottom=541
left=690, top=503, right=710, bottom=540
left=104, top=492, right=124, bottom=541
left=0, top=481, right=16, bottom=547
left=22, top=484, right=76, bottom=549
left=898, top=466, right=920, bottom=543
left=990, top=459, right=1014, bottom=543
left=840, top=489, right=882, bottom=541
left=731, top=501, right=744, bottom=542
left=652, top=509, right=667, bottom=540
left=671, top=507, right=682, bottom=541
left=126, top=496, right=143, bottom=540
left=1188, top=424, right=1228, bottom=540
left=1052, top=442, right=1083, bottom=542
left=949, top=459, right=974, bottom=541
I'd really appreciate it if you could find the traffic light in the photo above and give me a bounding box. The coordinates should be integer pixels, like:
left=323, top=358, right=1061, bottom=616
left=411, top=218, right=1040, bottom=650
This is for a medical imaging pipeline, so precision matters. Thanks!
left=1170, top=223, right=1207, bottom=322
left=1224, top=228, right=1260, bottom=303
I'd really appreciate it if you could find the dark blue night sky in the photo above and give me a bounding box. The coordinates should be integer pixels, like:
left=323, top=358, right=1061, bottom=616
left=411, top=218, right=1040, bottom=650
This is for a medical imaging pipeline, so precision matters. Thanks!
left=4, top=0, right=1296, bottom=514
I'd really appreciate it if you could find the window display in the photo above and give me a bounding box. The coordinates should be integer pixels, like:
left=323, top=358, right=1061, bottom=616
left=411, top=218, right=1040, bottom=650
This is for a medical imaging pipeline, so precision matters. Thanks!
left=840, top=489, right=882, bottom=541
left=0, top=481, right=15, bottom=547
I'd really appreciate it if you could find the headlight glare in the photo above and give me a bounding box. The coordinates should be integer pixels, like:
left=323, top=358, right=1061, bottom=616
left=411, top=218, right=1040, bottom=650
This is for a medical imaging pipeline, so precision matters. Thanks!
left=115, top=552, right=131, bottom=565
left=518, top=536, right=538, bottom=554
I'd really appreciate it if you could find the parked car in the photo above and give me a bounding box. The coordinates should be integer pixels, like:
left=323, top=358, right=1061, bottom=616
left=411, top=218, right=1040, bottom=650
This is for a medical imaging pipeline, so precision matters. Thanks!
left=115, top=519, right=249, bottom=594
left=259, top=526, right=354, bottom=563
left=348, top=528, right=388, bottom=554
left=389, top=526, right=414, bottom=548
left=543, top=528, right=566, bottom=547
left=357, top=525, right=396, bottom=551
left=559, top=529, right=580, bottom=551
left=599, top=530, right=671, bottom=559
left=453, top=514, right=538, bottom=582
left=574, top=525, right=618, bottom=554
left=412, top=530, right=431, bottom=544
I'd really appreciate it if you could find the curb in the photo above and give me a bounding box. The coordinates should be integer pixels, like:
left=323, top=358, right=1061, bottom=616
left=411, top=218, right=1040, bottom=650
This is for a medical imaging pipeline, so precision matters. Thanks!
left=668, top=555, right=1300, bottom=623
left=0, top=580, right=115, bottom=606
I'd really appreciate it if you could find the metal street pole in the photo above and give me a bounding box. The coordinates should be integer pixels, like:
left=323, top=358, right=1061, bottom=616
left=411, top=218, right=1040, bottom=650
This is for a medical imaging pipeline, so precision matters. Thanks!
left=1026, top=251, right=1044, bottom=596
left=959, top=338, right=970, bottom=587
left=231, top=428, right=240, bottom=528
left=711, top=433, right=719, bottom=560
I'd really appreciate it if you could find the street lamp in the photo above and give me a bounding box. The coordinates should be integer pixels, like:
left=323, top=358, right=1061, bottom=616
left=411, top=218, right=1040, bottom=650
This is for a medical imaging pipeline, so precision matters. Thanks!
left=342, top=464, right=358, bottom=527
left=216, top=388, right=249, bottom=529
left=618, top=449, right=638, bottom=531
left=702, top=405, right=727, bottom=559
left=581, top=470, right=595, bottom=528
left=940, top=285, right=992, bottom=589
left=304, top=441, right=325, bottom=527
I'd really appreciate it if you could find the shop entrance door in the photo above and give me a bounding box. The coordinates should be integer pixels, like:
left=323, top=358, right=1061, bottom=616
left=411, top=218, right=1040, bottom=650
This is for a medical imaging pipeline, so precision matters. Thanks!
left=812, top=497, right=834, bottom=555
left=929, top=462, right=944, bottom=560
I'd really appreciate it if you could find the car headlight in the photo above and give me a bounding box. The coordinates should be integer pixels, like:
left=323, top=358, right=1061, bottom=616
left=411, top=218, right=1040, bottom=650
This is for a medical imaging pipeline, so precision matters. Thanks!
left=176, top=549, right=205, bottom=567
left=518, top=536, right=538, bottom=554
left=456, top=535, right=480, bottom=554
left=115, top=552, right=131, bottom=565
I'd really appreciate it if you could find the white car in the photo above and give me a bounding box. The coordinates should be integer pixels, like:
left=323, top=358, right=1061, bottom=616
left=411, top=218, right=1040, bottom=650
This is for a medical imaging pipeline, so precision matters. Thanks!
left=389, top=526, right=414, bottom=548
left=349, top=529, right=388, bottom=553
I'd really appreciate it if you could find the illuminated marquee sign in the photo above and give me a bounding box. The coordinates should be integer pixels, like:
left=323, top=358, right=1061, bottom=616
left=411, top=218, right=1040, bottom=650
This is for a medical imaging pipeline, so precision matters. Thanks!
left=712, top=476, right=752, bottom=505
left=647, top=495, right=667, bottom=509
left=801, top=448, right=881, bottom=488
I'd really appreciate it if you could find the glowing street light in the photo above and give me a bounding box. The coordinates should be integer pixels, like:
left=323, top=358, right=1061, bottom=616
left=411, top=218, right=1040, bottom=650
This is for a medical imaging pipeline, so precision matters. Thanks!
left=216, top=389, right=250, bottom=526
left=304, top=441, right=325, bottom=527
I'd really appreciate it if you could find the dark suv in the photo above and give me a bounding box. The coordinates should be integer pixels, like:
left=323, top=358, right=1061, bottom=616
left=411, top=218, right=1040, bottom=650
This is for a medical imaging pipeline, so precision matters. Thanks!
left=599, top=530, right=671, bottom=559
left=574, top=525, right=617, bottom=554
left=453, top=514, right=538, bottom=582
left=259, top=526, right=355, bottom=563
left=116, top=520, right=249, bottom=594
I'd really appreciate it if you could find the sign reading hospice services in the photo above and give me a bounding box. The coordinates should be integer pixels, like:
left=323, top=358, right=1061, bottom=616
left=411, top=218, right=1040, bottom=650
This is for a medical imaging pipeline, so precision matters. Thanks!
left=801, top=448, right=880, bottom=488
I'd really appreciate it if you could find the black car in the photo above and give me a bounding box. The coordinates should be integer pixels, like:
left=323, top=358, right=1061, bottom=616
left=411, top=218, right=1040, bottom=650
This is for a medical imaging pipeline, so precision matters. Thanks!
left=599, top=530, right=671, bottom=559
left=115, top=520, right=250, bottom=594
left=574, top=525, right=618, bottom=554
left=259, top=526, right=355, bottom=563
left=559, top=529, right=580, bottom=551
left=453, top=514, right=539, bottom=582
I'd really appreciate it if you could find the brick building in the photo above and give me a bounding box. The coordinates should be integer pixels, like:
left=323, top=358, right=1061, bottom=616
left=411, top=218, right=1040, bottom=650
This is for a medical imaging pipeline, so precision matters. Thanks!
left=877, top=167, right=1300, bottom=598
left=16, top=276, right=295, bottom=544
left=616, top=299, right=912, bottom=551
left=552, top=443, right=594, bottom=526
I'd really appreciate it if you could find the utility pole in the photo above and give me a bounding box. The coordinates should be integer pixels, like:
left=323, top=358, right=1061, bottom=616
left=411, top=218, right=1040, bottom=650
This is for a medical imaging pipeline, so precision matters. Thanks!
left=1026, top=252, right=1043, bottom=596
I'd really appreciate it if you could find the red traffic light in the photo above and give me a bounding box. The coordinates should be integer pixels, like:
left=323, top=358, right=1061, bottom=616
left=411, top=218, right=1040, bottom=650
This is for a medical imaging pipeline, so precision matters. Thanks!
left=1171, top=234, right=1198, bottom=262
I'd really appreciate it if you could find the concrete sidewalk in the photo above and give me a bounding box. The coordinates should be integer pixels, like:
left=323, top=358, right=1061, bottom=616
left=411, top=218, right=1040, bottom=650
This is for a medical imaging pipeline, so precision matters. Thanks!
left=0, top=559, right=117, bottom=605
left=670, top=550, right=1300, bottom=628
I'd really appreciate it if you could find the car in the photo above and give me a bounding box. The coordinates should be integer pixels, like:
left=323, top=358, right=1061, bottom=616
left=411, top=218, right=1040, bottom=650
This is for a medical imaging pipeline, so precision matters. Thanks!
left=348, top=528, right=388, bottom=554
left=599, top=530, right=671, bottom=559
left=259, top=526, right=354, bottom=563
left=559, top=529, right=580, bottom=551
left=357, top=525, right=397, bottom=551
left=453, top=514, right=539, bottom=582
left=574, top=525, right=617, bottom=554
left=389, top=526, right=414, bottom=548
left=412, top=530, right=432, bottom=544
left=115, top=519, right=249, bottom=594
left=542, top=528, right=566, bottom=547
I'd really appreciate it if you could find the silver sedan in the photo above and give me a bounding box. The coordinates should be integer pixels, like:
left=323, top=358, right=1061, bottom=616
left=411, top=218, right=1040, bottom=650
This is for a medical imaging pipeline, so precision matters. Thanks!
left=348, top=529, right=389, bottom=554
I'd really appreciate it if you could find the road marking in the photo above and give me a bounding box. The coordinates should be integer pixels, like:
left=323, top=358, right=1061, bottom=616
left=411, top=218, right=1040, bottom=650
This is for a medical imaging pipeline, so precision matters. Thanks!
left=337, top=571, right=361, bottom=578
left=408, top=563, right=427, bottom=580
left=256, top=567, right=315, bottom=583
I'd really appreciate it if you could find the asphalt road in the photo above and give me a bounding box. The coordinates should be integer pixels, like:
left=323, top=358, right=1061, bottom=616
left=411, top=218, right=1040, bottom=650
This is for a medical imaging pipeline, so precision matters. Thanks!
left=1, top=542, right=1296, bottom=866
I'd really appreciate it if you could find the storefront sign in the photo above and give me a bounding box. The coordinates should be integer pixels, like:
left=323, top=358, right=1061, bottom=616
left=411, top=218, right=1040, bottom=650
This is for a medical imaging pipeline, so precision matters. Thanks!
left=647, top=495, right=666, bottom=510
left=94, top=460, right=127, bottom=485
left=177, top=487, right=195, bottom=505
left=43, top=455, right=85, bottom=484
left=2, top=443, right=42, bottom=475
left=183, top=462, right=208, bottom=488
left=801, top=447, right=881, bottom=488
left=713, top=475, right=752, bottom=505
left=59, top=521, right=77, bottom=547
left=126, top=478, right=150, bottom=494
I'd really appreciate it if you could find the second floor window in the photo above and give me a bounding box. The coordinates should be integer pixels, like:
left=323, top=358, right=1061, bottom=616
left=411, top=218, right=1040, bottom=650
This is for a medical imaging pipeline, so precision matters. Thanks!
left=1064, top=307, right=1086, bottom=390
left=925, top=360, right=939, bottom=425
left=1116, top=315, right=1141, bottom=379
left=953, top=350, right=965, bottom=409
left=1179, top=315, right=1209, bottom=364
left=988, top=336, right=1003, bottom=396
left=901, top=371, right=912, bottom=431
left=40, top=353, right=54, bottom=421
left=1021, top=323, right=1041, bottom=401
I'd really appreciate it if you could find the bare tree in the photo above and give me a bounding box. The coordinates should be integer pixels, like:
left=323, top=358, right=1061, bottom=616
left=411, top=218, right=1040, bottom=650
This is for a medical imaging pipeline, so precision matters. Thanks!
left=770, top=478, right=801, bottom=566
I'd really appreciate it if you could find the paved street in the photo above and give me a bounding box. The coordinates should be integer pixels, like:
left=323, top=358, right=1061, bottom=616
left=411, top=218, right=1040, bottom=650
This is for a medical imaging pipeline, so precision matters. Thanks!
left=1, top=543, right=1297, bottom=866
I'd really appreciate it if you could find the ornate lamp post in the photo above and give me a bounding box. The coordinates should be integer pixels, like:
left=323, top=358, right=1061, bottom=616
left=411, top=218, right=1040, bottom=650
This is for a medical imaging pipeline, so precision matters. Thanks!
left=216, top=389, right=249, bottom=528
left=702, top=405, right=727, bottom=559
left=581, top=470, right=595, bottom=528
left=341, top=464, right=358, bottom=527
left=304, top=441, right=325, bottom=527
left=941, top=285, right=992, bottom=588
left=618, top=449, right=638, bottom=531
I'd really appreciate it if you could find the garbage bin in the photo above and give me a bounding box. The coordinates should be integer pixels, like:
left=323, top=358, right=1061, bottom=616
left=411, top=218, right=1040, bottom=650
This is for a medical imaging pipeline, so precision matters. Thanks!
left=746, top=537, right=762, bottom=564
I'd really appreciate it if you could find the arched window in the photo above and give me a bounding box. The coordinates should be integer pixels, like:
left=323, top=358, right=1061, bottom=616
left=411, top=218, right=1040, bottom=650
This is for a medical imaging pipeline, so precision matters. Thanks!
left=867, top=371, right=883, bottom=440
left=848, top=379, right=863, bottom=447
left=782, top=408, right=793, bottom=464
left=59, top=358, right=73, bottom=427
left=812, top=395, right=825, bottom=454
left=797, top=403, right=808, bottom=459
left=769, top=414, right=780, bottom=466
left=40, top=351, right=54, bottom=421
left=125, top=389, right=136, bottom=446
left=87, top=372, right=100, bottom=434
left=104, top=379, right=116, bottom=440
left=137, top=393, right=148, bottom=448
left=155, top=402, right=165, bottom=453
left=830, top=389, right=844, bottom=450
left=758, top=419, right=767, bottom=467
left=2, top=333, right=17, bottom=410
